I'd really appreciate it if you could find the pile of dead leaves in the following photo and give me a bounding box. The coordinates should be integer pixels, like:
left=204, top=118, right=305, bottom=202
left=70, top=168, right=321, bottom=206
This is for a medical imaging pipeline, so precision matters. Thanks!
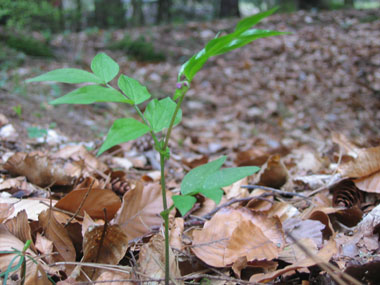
left=0, top=126, right=379, bottom=284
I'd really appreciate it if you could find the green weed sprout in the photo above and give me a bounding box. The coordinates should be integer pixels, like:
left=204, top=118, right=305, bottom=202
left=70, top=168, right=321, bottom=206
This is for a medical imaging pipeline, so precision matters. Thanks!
left=27, top=8, right=287, bottom=284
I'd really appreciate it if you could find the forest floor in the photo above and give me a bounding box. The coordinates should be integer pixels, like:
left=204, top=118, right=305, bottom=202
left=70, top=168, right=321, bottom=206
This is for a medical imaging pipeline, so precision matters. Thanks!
left=0, top=8, right=380, bottom=284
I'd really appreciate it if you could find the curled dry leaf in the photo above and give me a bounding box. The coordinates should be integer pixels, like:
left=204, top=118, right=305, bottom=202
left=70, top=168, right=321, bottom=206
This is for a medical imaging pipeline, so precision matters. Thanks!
left=112, top=182, right=173, bottom=240
left=283, top=218, right=325, bottom=247
left=266, top=202, right=299, bottom=223
left=76, top=224, right=129, bottom=281
left=252, top=154, right=289, bottom=189
left=138, top=234, right=182, bottom=283
left=5, top=210, right=35, bottom=251
left=331, top=179, right=363, bottom=227
left=38, top=209, right=76, bottom=266
left=55, top=188, right=121, bottom=221
left=333, top=133, right=380, bottom=178
left=0, top=176, right=41, bottom=197
left=192, top=208, right=284, bottom=267
left=4, top=152, right=76, bottom=187
left=170, top=217, right=184, bottom=251
left=0, top=224, right=49, bottom=284
left=0, top=203, right=14, bottom=223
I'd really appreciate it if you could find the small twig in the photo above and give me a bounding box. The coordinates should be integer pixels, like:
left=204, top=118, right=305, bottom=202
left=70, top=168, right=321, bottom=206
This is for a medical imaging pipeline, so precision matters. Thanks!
left=64, top=180, right=95, bottom=227
left=40, top=201, right=84, bottom=219
left=241, top=184, right=310, bottom=199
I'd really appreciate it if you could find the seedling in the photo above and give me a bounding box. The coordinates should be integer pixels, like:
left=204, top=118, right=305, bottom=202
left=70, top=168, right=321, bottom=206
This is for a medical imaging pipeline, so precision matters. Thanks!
left=27, top=8, right=287, bottom=284
left=12, top=105, right=22, bottom=118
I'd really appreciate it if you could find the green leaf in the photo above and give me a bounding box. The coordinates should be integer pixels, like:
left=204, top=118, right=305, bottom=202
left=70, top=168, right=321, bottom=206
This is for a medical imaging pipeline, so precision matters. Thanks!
left=97, top=118, right=150, bottom=155
left=199, top=188, right=224, bottom=204
left=49, top=85, right=133, bottom=105
left=203, top=166, right=260, bottom=190
left=118, top=74, right=151, bottom=105
left=234, top=6, right=278, bottom=34
left=26, top=68, right=103, bottom=84
left=91, top=52, right=119, bottom=83
left=178, top=8, right=286, bottom=82
left=27, top=127, right=47, bottom=139
left=172, top=195, right=197, bottom=216
left=181, top=156, right=226, bottom=195
left=144, top=98, right=182, bottom=133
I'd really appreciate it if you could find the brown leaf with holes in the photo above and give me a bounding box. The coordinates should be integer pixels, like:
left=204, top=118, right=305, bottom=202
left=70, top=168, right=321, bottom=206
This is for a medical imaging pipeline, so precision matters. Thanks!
left=112, top=182, right=173, bottom=240
left=76, top=224, right=129, bottom=281
left=55, top=188, right=121, bottom=221
left=38, top=209, right=76, bottom=268
left=4, top=152, right=76, bottom=187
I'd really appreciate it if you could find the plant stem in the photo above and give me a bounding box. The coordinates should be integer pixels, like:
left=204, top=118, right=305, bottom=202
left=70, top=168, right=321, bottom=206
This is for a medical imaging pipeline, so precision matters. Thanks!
left=159, top=152, right=170, bottom=285
left=163, top=86, right=188, bottom=149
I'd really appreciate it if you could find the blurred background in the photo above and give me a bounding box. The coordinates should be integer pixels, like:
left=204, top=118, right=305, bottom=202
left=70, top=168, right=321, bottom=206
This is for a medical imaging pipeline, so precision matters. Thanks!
left=0, top=0, right=379, bottom=33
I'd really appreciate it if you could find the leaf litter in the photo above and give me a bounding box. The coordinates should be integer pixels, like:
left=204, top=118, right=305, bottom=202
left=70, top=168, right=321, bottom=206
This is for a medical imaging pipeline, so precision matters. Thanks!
left=0, top=8, right=379, bottom=284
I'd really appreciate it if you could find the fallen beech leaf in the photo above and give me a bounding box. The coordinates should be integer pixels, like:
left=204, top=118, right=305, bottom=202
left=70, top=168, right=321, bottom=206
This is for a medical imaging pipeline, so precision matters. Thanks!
left=279, top=238, right=318, bottom=264
left=224, top=220, right=279, bottom=265
left=95, top=270, right=133, bottom=284
left=81, top=211, right=104, bottom=237
left=344, top=260, right=380, bottom=284
left=76, top=224, right=129, bottom=281
left=54, top=145, right=108, bottom=175
left=267, top=202, right=299, bottom=223
left=55, top=188, right=121, bottom=221
left=5, top=210, right=35, bottom=251
left=283, top=218, right=325, bottom=247
left=0, top=197, right=57, bottom=221
left=253, top=154, right=289, bottom=189
left=333, top=133, right=380, bottom=178
left=0, top=176, right=41, bottom=196
left=170, top=217, right=184, bottom=251
left=246, top=189, right=274, bottom=212
left=0, top=224, right=48, bottom=284
left=38, top=209, right=76, bottom=266
left=192, top=208, right=284, bottom=267
left=354, top=171, right=380, bottom=193
left=4, top=152, right=76, bottom=187
left=35, top=233, right=54, bottom=263
left=138, top=234, right=181, bottom=282
left=250, top=238, right=337, bottom=283
left=112, top=182, right=173, bottom=240
left=0, top=203, right=14, bottom=223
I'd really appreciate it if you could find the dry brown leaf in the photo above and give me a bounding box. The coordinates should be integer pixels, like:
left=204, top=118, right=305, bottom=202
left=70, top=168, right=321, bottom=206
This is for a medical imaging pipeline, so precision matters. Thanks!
left=38, top=209, right=76, bottom=266
left=354, top=171, right=380, bottom=193
left=138, top=234, right=182, bottom=283
left=4, top=152, right=76, bottom=187
left=253, top=154, right=289, bottom=189
left=223, top=177, right=249, bottom=200
left=55, top=188, right=121, bottom=221
left=333, top=133, right=380, bottom=178
left=279, top=238, right=318, bottom=264
left=112, top=182, right=173, bottom=240
left=0, top=224, right=49, bottom=285
left=0, top=197, right=57, bottom=221
left=0, top=176, right=41, bottom=196
left=35, top=233, right=54, bottom=262
left=192, top=208, right=284, bottom=267
left=250, top=238, right=338, bottom=283
left=95, top=270, right=133, bottom=284
left=0, top=203, right=14, bottom=223
left=76, top=224, right=129, bottom=281
left=5, top=210, right=35, bottom=251
left=266, top=202, right=300, bottom=223
left=53, top=145, right=108, bottom=175
left=283, top=218, right=325, bottom=247
left=170, top=218, right=184, bottom=251
left=81, top=211, right=104, bottom=237
left=246, top=189, right=274, bottom=212
left=224, top=220, right=279, bottom=265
